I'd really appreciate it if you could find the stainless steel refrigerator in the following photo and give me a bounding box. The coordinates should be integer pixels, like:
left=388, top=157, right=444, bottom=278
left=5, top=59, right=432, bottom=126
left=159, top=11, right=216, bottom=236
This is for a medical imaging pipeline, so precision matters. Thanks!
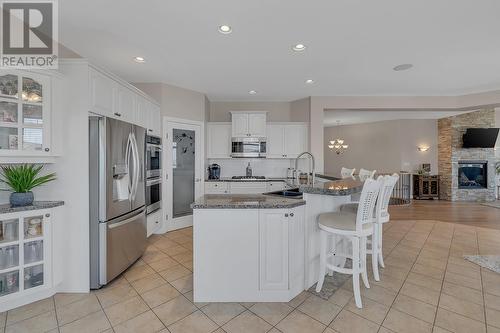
left=89, top=116, right=147, bottom=289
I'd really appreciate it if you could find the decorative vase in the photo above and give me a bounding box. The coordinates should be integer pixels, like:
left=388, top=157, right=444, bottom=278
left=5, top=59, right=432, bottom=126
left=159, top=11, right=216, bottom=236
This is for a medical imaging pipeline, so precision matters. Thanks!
left=10, top=192, right=34, bottom=207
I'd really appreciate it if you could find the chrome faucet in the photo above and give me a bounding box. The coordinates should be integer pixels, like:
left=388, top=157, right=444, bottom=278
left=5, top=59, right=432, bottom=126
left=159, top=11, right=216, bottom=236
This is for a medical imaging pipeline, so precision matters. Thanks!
left=295, top=152, right=315, bottom=185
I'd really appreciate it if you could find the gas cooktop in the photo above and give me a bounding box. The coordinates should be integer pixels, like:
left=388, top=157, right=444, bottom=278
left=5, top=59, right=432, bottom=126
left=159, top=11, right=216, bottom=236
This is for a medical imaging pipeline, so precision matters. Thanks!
left=231, top=176, right=266, bottom=180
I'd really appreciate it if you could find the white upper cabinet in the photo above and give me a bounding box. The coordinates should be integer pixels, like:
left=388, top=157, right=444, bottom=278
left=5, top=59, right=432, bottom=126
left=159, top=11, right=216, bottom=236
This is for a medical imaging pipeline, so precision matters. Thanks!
left=266, top=124, right=286, bottom=158
left=283, top=124, right=307, bottom=158
left=231, top=113, right=249, bottom=137
left=90, top=69, right=115, bottom=118
left=115, top=86, right=135, bottom=121
left=90, top=68, right=160, bottom=134
left=134, top=96, right=148, bottom=128
left=247, top=113, right=267, bottom=137
left=0, top=71, right=55, bottom=156
left=231, top=112, right=267, bottom=137
left=145, top=101, right=161, bottom=137
left=266, top=123, right=308, bottom=158
left=207, top=123, right=231, bottom=158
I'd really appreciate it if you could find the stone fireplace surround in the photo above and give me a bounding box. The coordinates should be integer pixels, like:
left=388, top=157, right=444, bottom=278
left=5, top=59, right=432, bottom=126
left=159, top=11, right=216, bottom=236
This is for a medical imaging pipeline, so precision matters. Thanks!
left=438, top=109, right=497, bottom=202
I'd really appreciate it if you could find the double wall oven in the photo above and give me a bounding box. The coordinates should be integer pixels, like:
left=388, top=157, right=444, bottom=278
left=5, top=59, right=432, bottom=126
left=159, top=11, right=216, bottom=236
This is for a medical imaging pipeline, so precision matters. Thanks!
left=146, top=135, right=162, bottom=214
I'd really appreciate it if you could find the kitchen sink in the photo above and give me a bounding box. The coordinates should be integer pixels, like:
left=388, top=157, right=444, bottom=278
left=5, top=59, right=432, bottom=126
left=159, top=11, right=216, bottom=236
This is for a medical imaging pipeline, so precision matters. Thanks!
left=265, top=188, right=303, bottom=199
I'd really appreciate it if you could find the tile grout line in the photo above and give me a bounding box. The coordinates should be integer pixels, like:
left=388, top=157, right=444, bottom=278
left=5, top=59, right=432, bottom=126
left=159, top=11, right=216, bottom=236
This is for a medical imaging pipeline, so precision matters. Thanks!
left=477, top=227, right=488, bottom=331
left=321, top=219, right=416, bottom=332
left=430, top=221, right=454, bottom=331
left=123, top=235, right=203, bottom=332
left=51, top=296, right=60, bottom=330
left=378, top=220, right=439, bottom=331
left=435, top=227, right=491, bottom=327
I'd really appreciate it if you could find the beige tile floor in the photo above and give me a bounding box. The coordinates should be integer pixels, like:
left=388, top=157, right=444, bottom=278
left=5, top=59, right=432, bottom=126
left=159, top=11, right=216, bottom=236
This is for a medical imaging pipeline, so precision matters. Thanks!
left=2, top=219, right=500, bottom=333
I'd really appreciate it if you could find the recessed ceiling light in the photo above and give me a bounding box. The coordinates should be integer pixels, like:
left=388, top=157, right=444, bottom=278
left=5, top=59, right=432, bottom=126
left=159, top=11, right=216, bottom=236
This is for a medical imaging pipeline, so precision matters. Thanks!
left=218, top=25, right=232, bottom=34
left=248, top=90, right=257, bottom=95
left=292, top=43, right=306, bottom=52
left=133, top=56, right=145, bottom=63
left=393, top=63, right=413, bottom=71
left=305, top=79, right=315, bottom=84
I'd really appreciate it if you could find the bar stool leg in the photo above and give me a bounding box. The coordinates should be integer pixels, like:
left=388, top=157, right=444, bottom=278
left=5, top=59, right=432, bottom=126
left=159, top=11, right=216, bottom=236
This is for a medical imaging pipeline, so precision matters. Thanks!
left=328, top=234, right=335, bottom=276
left=378, top=224, right=385, bottom=268
left=352, top=236, right=362, bottom=308
left=360, top=236, right=370, bottom=289
left=316, top=231, right=327, bottom=292
left=372, top=224, right=380, bottom=281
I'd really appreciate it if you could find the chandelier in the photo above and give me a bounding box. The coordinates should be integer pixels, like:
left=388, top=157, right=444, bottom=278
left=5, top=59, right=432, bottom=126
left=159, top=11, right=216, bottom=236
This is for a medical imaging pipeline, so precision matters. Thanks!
left=328, top=121, right=349, bottom=154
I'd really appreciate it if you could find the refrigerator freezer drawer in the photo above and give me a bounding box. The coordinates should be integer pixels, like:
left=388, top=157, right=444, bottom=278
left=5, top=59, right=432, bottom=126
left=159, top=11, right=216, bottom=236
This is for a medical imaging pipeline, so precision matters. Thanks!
left=99, top=208, right=147, bottom=285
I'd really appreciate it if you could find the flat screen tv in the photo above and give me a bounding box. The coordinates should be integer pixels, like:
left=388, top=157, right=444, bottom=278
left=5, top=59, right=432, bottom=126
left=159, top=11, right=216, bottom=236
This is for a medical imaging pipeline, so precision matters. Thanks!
left=462, top=128, right=499, bottom=148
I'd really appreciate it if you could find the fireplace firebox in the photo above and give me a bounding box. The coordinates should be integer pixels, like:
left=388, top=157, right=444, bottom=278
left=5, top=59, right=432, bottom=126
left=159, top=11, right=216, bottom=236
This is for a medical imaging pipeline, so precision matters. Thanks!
left=458, top=161, right=488, bottom=189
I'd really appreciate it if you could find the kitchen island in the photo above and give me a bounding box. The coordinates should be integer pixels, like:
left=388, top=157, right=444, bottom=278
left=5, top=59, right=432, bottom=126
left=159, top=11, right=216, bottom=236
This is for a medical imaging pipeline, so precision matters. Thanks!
left=192, top=178, right=363, bottom=302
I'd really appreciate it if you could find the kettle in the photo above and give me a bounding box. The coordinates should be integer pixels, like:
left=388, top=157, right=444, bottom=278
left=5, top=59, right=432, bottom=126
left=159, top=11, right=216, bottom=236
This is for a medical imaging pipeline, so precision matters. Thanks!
left=208, top=164, right=221, bottom=180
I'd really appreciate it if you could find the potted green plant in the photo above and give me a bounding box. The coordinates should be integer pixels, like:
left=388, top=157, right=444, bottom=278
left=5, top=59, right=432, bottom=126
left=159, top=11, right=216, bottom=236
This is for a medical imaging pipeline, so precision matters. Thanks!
left=0, top=164, right=56, bottom=207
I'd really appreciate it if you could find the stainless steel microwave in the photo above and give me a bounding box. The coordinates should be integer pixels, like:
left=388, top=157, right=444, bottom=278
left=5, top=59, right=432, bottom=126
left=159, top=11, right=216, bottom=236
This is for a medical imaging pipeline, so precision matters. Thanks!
left=231, top=137, right=266, bottom=158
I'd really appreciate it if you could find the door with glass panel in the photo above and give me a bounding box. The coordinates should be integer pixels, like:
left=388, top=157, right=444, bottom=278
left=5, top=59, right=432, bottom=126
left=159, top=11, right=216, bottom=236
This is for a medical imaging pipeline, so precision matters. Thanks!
left=0, top=211, right=51, bottom=300
left=165, top=120, right=203, bottom=231
left=0, top=72, right=50, bottom=154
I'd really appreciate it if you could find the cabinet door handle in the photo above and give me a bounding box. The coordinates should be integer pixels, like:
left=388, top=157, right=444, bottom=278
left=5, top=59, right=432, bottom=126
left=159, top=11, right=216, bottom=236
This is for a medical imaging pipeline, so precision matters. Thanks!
left=44, top=148, right=50, bottom=152
left=285, top=213, right=289, bottom=217
left=114, top=112, right=122, bottom=117
left=290, top=213, right=294, bottom=217
left=148, top=129, right=153, bottom=132
left=45, top=213, right=50, bottom=218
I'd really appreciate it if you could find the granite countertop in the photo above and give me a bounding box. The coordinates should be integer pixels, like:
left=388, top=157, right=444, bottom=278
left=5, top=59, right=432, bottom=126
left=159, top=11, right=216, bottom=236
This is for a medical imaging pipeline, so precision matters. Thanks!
left=0, top=201, right=65, bottom=214
left=286, top=177, right=363, bottom=196
left=205, top=177, right=290, bottom=182
left=191, top=194, right=305, bottom=209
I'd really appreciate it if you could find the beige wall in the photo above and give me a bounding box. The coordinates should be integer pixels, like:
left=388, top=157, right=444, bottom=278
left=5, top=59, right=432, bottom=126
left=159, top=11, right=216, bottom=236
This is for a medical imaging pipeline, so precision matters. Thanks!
left=290, top=98, right=310, bottom=122
left=209, top=101, right=292, bottom=122
left=324, top=119, right=438, bottom=176
left=134, top=82, right=207, bottom=122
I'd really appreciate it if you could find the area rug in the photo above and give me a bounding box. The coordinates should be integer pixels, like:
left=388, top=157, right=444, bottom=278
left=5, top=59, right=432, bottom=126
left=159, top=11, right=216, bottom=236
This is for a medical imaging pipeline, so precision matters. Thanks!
left=308, top=259, right=352, bottom=300
left=481, top=202, right=500, bottom=209
left=464, top=255, right=500, bottom=274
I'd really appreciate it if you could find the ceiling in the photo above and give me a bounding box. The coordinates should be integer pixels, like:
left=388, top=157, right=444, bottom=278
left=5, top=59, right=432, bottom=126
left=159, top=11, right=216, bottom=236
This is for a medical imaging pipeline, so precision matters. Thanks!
left=59, top=0, right=500, bottom=101
left=324, top=109, right=473, bottom=126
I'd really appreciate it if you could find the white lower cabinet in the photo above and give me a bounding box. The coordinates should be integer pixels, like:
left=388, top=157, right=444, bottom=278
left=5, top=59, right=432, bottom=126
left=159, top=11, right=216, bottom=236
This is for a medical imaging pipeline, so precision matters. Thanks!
left=147, top=209, right=162, bottom=237
left=259, top=210, right=289, bottom=290
left=266, top=182, right=286, bottom=192
left=205, top=181, right=287, bottom=194
left=0, top=207, right=62, bottom=312
left=193, top=205, right=305, bottom=302
left=205, top=182, right=229, bottom=194
left=258, top=207, right=305, bottom=293
left=230, top=182, right=267, bottom=194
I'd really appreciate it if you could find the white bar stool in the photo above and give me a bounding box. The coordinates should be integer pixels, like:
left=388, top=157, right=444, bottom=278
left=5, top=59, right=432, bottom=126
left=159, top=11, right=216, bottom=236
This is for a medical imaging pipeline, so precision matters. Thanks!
left=340, top=167, right=356, bottom=179
left=340, top=174, right=399, bottom=281
left=315, top=177, right=382, bottom=308
left=371, top=174, right=399, bottom=271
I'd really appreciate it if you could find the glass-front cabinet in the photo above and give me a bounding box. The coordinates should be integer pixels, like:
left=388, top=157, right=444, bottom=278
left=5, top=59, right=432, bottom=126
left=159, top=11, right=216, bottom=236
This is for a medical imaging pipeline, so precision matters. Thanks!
left=0, top=71, right=51, bottom=155
left=0, top=211, right=51, bottom=298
